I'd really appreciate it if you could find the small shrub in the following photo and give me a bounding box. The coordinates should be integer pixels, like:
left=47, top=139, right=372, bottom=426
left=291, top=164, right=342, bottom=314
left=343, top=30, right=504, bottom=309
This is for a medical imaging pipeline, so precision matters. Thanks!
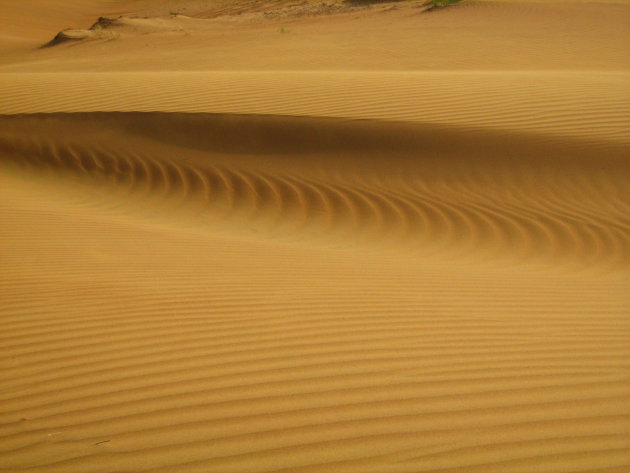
left=432, top=0, right=460, bottom=6
left=345, top=0, right=404, bottom=5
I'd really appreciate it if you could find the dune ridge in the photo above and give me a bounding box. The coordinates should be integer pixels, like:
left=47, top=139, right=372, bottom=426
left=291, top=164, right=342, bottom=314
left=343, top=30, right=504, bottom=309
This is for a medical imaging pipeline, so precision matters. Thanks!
left=1, top=71, right=629, bottom=145
left=1, top=112, right=628, bottom=269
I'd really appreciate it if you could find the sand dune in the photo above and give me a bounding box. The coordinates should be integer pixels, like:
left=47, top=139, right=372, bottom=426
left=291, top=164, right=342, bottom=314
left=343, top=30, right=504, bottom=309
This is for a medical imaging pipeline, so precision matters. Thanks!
left=1, top=71, right=629, bottom=145
left=1, top=0, right=629, bottom=472
left=1, top=111, right=628, bottom=267
left=1, top=160, right=629, bottom=473
left=2, top=0, right=629, bottom=71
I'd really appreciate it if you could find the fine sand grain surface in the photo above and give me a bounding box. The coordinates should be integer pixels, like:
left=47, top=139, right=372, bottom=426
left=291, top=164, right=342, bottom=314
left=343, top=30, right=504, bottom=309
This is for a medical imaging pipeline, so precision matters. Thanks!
left=1, top=1, right=629, bottom=472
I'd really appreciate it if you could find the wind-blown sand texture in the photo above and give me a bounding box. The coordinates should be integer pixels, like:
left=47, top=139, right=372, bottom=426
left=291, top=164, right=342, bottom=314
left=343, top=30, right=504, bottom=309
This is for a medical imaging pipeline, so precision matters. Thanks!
left=1, top=1, right=629, bottom=472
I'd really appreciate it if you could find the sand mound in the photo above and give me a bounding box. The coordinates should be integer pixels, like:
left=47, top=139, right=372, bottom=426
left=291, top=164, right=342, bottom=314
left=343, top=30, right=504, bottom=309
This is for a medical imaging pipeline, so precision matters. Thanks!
left=0, top=1, right=125, bottom=50
left=42, top=17, right=122, bottom=48
left=42, top=29, right=95, bottom=48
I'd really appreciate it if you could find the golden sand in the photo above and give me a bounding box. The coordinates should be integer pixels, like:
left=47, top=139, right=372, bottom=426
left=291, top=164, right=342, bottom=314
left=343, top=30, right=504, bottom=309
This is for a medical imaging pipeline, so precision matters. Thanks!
left=1, top=1, right=629, bottom=472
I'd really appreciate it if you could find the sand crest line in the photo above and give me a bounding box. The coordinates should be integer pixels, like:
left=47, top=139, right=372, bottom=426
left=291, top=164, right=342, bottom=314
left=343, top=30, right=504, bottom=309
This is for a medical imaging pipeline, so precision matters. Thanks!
left=1, top=71, right=629, bottom=144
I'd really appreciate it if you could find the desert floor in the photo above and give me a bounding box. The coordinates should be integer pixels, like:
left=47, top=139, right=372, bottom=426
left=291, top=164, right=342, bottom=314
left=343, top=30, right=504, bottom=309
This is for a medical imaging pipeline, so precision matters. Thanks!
left=1, top=1, right=629, bottom=472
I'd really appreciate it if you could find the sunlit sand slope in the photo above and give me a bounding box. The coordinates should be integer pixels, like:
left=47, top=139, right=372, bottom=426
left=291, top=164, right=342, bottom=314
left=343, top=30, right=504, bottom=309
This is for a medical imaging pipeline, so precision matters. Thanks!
left=1, top=0, right=628, bottom=71
left=0, top=171, right=629, bottom=473
left=1, top=71, right=629, bottom=145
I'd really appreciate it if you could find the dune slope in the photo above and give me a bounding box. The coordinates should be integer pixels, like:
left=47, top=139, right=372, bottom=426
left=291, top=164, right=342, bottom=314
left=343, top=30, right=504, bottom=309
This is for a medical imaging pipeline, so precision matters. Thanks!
left=1, top=1, right=629, bottom=472
left=1, top=108, right=628, bottom=472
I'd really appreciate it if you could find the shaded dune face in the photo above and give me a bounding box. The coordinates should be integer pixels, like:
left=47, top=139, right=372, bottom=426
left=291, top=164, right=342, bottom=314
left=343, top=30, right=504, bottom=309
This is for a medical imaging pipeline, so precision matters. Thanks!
left=1, top=112, right=628, bottom=268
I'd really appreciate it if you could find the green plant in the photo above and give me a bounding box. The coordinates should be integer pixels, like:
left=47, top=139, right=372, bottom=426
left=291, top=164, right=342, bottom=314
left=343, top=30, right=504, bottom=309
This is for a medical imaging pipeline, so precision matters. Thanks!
left=431, top=0, right=460, bottom=6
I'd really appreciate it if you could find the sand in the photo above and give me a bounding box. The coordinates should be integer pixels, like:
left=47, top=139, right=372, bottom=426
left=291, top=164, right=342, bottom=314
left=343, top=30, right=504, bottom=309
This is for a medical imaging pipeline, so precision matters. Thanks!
left=1, top=1, right=629, bottom=472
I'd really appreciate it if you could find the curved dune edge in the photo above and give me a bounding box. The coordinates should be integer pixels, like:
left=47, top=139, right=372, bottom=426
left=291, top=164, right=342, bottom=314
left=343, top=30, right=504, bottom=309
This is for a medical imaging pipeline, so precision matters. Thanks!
left=1, top=111, right=628, bottom=269
left=1, top=71, right=629, bottom=145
